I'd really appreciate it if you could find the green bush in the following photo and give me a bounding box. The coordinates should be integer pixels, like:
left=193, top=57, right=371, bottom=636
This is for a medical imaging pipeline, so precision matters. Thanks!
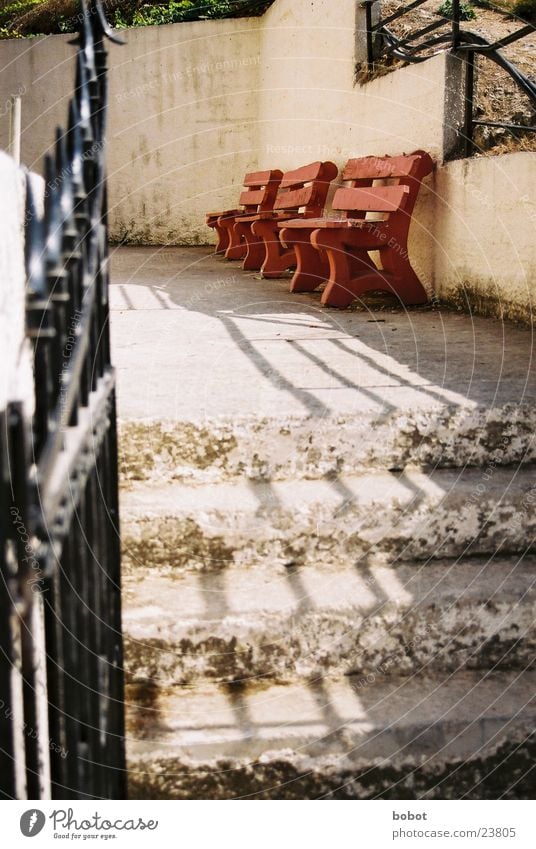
left=0, top=0, right=43, bottom=29
left=0, top=0, right=274, bottom=38
left=118, top=1, right=274, bottom=29
left=437, top=0, right=477, bottom=19
left=512, top=0, right=536, bottom=22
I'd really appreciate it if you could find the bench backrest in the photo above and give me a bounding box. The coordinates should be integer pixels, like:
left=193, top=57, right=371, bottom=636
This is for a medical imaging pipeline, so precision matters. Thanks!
left=273, top=161, right=339, bottom=217
left=332, top=151, right=434, bottom=225
left=238, top=169, right=284, bottom=214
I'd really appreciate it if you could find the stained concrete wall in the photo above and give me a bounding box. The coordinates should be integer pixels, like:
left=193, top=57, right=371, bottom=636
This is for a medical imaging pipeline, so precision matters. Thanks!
left=0, top=37, right=72, bottom=173
left=259, top=0, right=455, bottom=163
left=107, top=18, right=264, bottom=244
left=0, top=18, right=264, bottom=245
left=0, top=0, right=451, bottom=253
left=0, top=0, right=534, bottom=319
left=433, top=152, right=536, bottom=322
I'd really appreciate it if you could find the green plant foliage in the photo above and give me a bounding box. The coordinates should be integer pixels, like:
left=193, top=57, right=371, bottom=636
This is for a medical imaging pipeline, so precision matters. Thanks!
left=0, top=0, right=274, bottom=38
left=0, top=23, right=21, bottom=36
left=127, top=1, right=272, bottom=27
left=0, top=0, right=43, bottom=29
left=437, top=0, right=477, bottom=19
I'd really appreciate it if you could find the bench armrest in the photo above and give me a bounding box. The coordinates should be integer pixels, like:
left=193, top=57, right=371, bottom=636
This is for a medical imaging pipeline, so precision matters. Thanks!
left=206, top=208, right=242, bottom=218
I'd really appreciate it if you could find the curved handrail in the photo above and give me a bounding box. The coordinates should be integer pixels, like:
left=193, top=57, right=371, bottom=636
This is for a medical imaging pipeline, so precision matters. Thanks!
left=371, top=3, right=535, bottom=109
left=381, top=24, right=536, bottom=106
left=380, top=26, right=452, bottom=62
left=456, top=30, right=536, bottom=103
left=366, top=0, right=536, bottom=153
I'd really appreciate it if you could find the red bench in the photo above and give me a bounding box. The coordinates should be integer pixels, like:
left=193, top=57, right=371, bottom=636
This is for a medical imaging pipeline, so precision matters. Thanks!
left=234, top=160, right=338, bottom=275
left=206, top=169, right=283, bottom=260
left=279, top=151, right=433, bottom=307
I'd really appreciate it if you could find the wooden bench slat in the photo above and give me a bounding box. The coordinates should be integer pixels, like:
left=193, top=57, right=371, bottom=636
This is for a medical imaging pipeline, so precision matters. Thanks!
left=279, top=160, right=338, bottom=188
left=206, top=208, right=240, bottom=218
left=279, top=217, right=354, bottom=229
left=243, top=169, right=282, bottom=187
left=333, top=185, right=410, bottom=213
left=207, top=168, right=283, bottom=257
left=239, top=188, right=269, bottom=207
left=274, top=185, right=318, bottom=210
left=342, top=154, right=425, bottom=181
left=236, top=212, right=298, bottom=222
left=279, top=161, right=323, bottom=188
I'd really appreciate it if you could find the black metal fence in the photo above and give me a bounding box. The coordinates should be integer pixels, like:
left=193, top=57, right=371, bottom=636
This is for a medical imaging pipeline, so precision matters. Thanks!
left=0, top=0, right=126, bottom=799
left=363, top=0, right=536, bottom=155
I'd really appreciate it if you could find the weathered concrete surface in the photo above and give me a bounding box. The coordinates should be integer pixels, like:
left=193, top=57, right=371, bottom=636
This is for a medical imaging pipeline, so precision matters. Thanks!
left=122, top=557, right=536, bottom=685
left=3, top=6, right=534, bottom=314
left=119, top=401, right=536, bottom=485
left=434, top=153, right=536, bottom=326
left=126, top=669, right=536, bottom=799
left=121, top=465, right=536, bottom=573
left=111, top=248, right=536, bottom=484
left=0, top=1, right=449, bottom=249
left=112, top=246, right=536, bottom=799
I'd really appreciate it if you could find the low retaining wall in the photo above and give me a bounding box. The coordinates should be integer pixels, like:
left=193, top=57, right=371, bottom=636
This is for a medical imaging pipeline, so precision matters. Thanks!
left=433, top=152, right=536, bottom=323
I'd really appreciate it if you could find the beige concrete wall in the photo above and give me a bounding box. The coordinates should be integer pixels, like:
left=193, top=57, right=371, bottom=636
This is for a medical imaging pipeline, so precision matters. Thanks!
left=0, top=19, right=263, bottom=245
left=0, top=0, right=449, bottom=252
left=257, top=0, right=452, bottom=293
left=0, top=36, right=75, bottom=172
left=0, top=0, right=534, bottom=319
left=107, top=18, right=262, bottom=244
left=259, top=0, right=449, bottom=165
left=433, top=152, right=536, bottom=323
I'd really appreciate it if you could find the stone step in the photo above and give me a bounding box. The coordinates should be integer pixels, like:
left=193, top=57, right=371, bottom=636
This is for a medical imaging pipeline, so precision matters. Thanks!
left=121, top=465, right=536, bottom=573
left=126, top=668, right=536, bottom=799
left=113, top=270, right=536, bottom=487
left=119, top=401, right=536, bottom=485
left=123, top=556, right=536, bottom=685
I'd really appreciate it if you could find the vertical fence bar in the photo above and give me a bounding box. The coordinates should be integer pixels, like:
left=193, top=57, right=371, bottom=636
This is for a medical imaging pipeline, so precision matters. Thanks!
left=1, top=0, right=126, bottom=801
left=451, top=0, right=460, bottom=49
left=0, top=410, right=25, bottom=799
left=44, top=557, right=68, bottom=799
left=7, top=403, right=48, bottom=800
left=365, top=1, right=374, bottom=71
left=463, top=50, right=475, bottom=157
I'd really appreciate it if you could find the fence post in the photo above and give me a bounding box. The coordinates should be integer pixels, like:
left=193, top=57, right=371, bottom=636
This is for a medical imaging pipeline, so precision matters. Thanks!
left=8, top=95, right=22, bottom=164
left=364, top=1, right=374, bottom=71
left=451, top=0, right=460, bottom=49
left=1, top=0, right=126, bottom=801
left=463, top=50, right=475, bottom=156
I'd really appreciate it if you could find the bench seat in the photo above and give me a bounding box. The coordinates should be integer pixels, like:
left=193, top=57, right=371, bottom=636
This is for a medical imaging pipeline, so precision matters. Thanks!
left=279, top=151, right=434, bottom=307
left=278, top=216, right=385, bottom=229
left=234, top=161, right=338, bottom=276
left=235, top=212, right=300, bottom=223
left=205, top=170, right=282, bottom=259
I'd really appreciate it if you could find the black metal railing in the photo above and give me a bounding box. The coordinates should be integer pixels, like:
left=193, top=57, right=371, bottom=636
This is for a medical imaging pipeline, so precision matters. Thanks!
left=363, top=0, right=536, bottom=155
left=0, top=0, right=126, bottom=799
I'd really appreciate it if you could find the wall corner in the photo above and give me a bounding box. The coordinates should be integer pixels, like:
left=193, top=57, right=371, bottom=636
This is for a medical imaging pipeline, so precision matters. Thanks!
left=355, top=0, right=380, bottom=70
left=442, top=52, right=465, bottom=162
